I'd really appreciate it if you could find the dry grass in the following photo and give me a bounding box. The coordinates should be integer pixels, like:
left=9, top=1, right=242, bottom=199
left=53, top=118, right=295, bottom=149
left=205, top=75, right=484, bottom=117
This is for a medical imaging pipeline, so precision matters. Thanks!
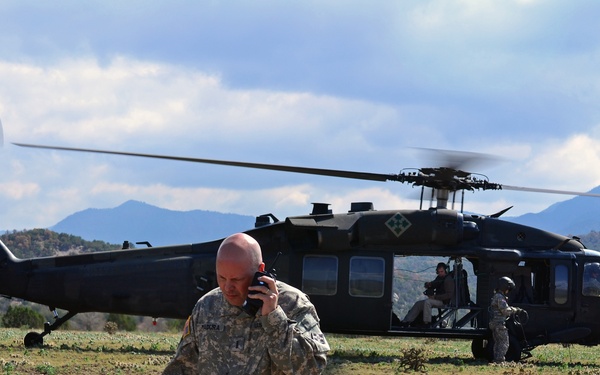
left=324, top=334, right=600, bottom=374
left=1, top=329, right=600, bottom=374
left=0, top=328, right=176, bottom=374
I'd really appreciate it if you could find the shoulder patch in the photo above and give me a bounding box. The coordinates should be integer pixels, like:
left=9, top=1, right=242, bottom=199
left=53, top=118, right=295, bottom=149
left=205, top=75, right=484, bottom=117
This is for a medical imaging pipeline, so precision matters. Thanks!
left=182, top=315, right=192, bottom=338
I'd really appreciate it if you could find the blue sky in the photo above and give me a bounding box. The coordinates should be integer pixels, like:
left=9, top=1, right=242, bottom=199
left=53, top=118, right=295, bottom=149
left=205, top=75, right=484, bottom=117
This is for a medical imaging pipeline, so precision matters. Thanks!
left=2, top=1, right=600, bottom=232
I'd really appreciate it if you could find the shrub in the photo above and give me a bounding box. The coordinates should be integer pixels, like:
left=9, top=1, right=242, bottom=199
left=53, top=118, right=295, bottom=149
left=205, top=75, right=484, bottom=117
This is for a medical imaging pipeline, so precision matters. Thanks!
left=106, top=313, right=137, bottom=332
left=104, top=321, right=118, bottom=335
left=166, top=318, right=186, bottom=333
left=396, top=347, right=429, bottom=373
left=1, top=305, right=45, bottom=329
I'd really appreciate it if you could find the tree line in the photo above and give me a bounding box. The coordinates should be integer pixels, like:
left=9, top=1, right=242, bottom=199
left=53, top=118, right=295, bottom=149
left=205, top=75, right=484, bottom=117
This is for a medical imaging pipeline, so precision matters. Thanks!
left=0, top=228, right=119, bottom=258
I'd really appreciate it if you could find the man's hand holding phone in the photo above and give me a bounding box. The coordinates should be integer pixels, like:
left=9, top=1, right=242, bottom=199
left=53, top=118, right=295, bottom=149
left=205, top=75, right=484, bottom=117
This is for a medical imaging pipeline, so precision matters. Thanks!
left=248, top=274, right=278, bottom=316
left=242, top=271, right=279, bottom=316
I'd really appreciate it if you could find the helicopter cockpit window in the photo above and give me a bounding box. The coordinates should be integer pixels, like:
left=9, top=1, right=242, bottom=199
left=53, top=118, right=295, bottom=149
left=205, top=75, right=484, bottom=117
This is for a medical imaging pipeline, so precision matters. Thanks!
left=302, top=255, right=338, bottom=296
left=554, top=264, right=569, bottom=305
left=583, top=262, right=600, bottom=297
left=349, top=256, right=385, bottom=298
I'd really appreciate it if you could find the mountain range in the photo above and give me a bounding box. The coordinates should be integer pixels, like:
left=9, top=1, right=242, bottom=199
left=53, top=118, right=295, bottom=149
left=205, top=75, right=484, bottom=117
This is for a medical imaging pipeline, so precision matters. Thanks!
left=7, top=188, right=600, bottom=247
left=50, top=200, right=255, bottom=247
left=504, top=185, right=600, bottom=236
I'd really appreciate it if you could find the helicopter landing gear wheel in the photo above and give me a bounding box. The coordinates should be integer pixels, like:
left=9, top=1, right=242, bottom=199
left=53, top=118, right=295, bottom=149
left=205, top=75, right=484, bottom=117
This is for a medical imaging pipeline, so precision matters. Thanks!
left=24, top=332, right=44, bottom=348
left=505, top=335, right=522, bottom=362
left=21, top=310, right=77, bottom=348
left=471, top=337, right=489, bottom=359
left=485, top=334, right=522, bottom=362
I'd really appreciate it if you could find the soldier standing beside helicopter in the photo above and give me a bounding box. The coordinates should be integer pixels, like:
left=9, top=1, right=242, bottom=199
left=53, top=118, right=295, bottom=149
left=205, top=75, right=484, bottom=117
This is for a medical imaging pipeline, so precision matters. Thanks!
left=489, top=276, right=523, bottom=364
left=162, top=233, right=329, bottom=375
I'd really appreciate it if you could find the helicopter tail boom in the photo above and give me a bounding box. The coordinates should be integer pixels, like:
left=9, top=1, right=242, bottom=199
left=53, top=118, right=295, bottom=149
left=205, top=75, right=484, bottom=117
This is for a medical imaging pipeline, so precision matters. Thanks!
left=0, top=239, right=19, bottom=264
left=0, top=240, right=29, bottom=299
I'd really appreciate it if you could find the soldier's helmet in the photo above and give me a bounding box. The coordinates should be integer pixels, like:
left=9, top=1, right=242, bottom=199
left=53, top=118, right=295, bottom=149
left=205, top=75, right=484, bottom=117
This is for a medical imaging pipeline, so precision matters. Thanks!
left=497, top=276, right=515, bottom=293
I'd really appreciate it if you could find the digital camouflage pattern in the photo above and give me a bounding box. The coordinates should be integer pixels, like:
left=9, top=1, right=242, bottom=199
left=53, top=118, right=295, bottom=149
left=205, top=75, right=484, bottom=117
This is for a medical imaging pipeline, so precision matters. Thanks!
left=488, top=291, right=517, bottom=363
left=162, top=281, right=329, bottom=374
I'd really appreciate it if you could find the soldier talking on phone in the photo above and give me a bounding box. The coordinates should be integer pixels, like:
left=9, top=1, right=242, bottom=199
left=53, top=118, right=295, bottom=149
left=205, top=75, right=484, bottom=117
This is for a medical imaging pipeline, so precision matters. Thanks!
left=163, top=233, right=330, bottom=375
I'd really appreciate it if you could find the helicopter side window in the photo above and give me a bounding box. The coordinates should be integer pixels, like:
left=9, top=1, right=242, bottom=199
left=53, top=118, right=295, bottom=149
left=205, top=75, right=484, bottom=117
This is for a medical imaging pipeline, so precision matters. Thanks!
left=582, top=262, right=600, bottom=297
left=302, top=255, right=338, bottom=296
left=554, top=264, right=569, bottom=305
left=349, top=256, right=385, bottom=298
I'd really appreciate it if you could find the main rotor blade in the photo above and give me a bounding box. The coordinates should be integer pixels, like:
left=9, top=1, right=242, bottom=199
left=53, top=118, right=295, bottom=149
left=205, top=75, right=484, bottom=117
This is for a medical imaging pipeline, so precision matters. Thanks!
left=501, top=184, right=600, bottom=198
left=14, top=142, right=600, bottom=199
left=13, top=143, right=396, bottom=182
left=413, top=147, right=503, bottom=171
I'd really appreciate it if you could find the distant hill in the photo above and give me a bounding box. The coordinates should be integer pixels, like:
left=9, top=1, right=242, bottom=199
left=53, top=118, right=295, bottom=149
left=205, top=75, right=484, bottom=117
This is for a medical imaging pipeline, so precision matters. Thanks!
left=0, top=228, right=118, bottom=258
left=50, top=200, right=255, bottom=247
left=505, top=186, right=600, bottom=237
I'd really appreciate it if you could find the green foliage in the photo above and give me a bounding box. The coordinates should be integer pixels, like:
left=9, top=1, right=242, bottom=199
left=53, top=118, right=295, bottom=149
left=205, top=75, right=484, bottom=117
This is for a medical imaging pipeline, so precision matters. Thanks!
left=0, top=229, right=119, bottom=258
left=35, top=364, right=56, bottom=375
left=165, top=318, right=186, bottom=333
left=107, top=313, right=137, bottom=332
left=1, top=305, right=45, bottom=329
left=3, top=362, right=15, bottom=375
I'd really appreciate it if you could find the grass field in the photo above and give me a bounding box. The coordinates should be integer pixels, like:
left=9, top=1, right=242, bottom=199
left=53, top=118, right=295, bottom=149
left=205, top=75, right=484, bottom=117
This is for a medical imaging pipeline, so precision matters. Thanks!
left=1, top=328, right=600, bottom=374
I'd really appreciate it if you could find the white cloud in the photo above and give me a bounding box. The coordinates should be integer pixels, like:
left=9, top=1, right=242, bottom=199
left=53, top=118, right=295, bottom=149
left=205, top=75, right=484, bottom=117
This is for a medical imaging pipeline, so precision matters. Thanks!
left=1, top=57, right=410, bottom=155
left=0, top=181, right=39, bottom=200
left=3, top=1, right=600, bottom=231
left=525, top=134, right=600, bottom=189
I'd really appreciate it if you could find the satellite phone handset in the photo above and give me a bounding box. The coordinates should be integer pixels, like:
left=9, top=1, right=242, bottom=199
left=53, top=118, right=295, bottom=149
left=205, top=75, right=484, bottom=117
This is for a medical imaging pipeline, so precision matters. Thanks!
left=241, top=252, right=282, bottom=316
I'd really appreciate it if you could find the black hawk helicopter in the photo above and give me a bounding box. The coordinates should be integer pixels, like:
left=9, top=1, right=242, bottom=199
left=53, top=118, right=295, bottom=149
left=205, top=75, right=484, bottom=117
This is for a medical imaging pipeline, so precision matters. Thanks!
left=3, top=143, right=600, bottom=362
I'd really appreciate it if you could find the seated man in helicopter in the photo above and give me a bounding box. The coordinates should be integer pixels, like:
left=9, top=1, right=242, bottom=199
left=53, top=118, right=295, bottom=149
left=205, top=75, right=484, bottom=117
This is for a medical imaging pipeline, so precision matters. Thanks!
left=399, top=262, right=455, bottom=327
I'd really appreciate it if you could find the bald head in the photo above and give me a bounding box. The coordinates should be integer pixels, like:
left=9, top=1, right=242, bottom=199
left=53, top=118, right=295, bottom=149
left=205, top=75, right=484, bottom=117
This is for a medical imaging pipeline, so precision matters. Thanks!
left=216, top=233, right=265, bottom=306
left=217, top=233, right=263, bottom=268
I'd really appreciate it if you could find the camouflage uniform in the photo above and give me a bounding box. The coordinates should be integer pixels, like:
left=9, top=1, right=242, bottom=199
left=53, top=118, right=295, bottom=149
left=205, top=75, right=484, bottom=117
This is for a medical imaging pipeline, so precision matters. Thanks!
left=488, top=291, right=517, bottom=363
left=163, top=281, right=330, bottom=374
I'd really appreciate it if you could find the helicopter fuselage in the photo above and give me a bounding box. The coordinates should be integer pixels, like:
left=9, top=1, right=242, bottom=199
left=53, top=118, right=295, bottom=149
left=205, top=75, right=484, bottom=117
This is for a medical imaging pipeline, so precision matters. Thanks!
left=2, top=204, right=600, bottom=360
